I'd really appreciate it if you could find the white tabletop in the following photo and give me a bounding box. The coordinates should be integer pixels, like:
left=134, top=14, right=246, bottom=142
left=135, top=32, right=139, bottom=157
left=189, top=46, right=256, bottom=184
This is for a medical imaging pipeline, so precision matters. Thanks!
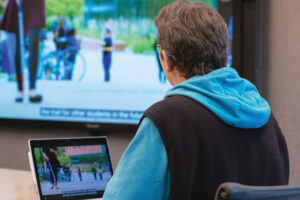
left=0, top=168, right=39, bottom=200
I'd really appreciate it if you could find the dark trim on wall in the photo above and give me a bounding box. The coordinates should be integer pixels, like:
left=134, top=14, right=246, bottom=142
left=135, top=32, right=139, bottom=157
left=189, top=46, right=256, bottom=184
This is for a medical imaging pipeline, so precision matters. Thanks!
left=232, top=0, right=243, bottom=74
left=232, top=0, right=260, bottom=87
left=255, top=0, right=268, bottom=94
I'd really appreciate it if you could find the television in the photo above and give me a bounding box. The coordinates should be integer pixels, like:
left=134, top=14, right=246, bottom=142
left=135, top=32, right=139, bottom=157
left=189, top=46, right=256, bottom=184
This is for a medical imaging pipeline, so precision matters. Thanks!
left=0, top=0, right=255, bottom=132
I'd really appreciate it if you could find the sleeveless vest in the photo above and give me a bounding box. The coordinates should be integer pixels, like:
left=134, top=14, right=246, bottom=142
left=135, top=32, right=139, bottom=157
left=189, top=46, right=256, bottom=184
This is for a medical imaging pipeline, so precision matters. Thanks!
left=142, top=95, right=289, bottom=200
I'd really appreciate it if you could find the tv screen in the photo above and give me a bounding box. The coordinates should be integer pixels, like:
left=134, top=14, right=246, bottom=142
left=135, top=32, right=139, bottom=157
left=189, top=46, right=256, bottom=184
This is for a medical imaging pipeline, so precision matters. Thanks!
left=0, top=0, right=232, bottom=126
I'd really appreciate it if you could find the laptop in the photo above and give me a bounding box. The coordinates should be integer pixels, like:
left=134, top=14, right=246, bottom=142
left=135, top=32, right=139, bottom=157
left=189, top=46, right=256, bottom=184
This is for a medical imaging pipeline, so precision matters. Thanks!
left=28, top=137, right=113, bottom=200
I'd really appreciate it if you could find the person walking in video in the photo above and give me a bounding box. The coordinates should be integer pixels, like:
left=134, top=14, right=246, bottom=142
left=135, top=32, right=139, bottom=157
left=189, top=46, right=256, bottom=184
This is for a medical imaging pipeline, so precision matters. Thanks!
left=0, top=0, right=45, bottom=103
left=102, top=28, right=113, bottom=82
left=92, top=165, right=97, bottom=180
left=77, top=165, right=82, bottom=182
left=98, top=164, right=103, bottom=180
left=42, top=147, right=61, bottom=189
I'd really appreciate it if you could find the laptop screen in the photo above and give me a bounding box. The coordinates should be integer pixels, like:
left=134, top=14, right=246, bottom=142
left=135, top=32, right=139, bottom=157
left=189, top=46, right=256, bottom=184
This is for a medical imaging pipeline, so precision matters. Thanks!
left=29, top=137, right=113, bottom=200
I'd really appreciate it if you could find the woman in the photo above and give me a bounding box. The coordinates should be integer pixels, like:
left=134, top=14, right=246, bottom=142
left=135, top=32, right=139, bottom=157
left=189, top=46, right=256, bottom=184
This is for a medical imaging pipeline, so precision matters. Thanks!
left=102, top=1, right=289, bottom=200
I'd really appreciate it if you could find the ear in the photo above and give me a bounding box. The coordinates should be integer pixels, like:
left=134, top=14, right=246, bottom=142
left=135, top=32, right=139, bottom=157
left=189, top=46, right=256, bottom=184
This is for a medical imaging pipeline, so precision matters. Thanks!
left=161, top=50, right=174, bottom=72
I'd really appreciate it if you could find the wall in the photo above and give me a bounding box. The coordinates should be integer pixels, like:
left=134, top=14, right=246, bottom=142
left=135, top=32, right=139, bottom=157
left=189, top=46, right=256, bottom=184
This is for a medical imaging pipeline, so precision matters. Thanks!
left=0, top=126, right=134, bottom=171
left=260, top=0, right=300, bottom=185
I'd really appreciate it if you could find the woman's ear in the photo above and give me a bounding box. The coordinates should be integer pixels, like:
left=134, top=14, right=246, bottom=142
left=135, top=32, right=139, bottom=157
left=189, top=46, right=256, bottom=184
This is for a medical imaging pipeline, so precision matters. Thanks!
left=161, top=50, right=173, bottom=72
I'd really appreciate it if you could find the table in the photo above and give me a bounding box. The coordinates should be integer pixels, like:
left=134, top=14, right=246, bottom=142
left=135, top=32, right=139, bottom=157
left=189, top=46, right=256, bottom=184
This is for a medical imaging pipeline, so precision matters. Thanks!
left=0, top=168, right=39, bottom=200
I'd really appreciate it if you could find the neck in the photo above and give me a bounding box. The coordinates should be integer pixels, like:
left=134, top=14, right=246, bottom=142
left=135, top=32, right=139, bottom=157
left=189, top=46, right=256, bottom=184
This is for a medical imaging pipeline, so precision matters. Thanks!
left=169, top=71, right=187, bottom=86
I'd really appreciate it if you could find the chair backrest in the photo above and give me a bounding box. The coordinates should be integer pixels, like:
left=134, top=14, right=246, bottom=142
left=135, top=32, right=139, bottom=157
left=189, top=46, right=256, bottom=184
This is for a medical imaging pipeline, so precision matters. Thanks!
left=215, top=182, right=300, bottom=200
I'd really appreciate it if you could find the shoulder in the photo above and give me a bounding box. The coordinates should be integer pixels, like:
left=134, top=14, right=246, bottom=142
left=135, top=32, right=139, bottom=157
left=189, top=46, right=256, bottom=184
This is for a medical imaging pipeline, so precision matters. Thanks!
left=266, top=113, right=287, bottom=145
left=146, top=96, right=187, bottom=113
left=144, top=95, right=202, bottom=122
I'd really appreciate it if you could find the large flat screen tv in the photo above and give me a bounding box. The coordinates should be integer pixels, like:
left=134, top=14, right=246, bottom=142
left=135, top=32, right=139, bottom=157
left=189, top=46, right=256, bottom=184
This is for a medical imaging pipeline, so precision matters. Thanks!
left=0, top=0, right=238, bottom=131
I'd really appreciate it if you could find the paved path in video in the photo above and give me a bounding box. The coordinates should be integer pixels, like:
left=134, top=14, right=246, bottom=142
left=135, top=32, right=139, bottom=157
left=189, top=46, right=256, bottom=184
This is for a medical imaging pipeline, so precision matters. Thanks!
left=43, top=38, right=163, bottom=84
left=41, top=172, right=111, bottom=195
left=78, top=49, right=161, bottom=84
left=0, top=39, right=170, bottom=123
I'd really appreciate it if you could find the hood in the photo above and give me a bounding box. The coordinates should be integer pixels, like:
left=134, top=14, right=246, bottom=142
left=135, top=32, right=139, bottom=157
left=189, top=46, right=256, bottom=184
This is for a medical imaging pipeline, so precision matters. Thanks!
left=165, top=67, right=270, bottom=129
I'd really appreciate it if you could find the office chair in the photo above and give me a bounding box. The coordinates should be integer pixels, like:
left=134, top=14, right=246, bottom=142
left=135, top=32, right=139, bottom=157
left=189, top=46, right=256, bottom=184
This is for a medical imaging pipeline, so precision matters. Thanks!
left=215, top=182, right=300, bottom=200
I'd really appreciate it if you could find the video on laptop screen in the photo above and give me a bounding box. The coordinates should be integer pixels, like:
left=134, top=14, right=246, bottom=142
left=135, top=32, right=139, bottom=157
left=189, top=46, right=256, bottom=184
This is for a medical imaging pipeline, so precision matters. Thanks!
left=31, top=141, right=113, bottom=200
left=0, top=0, right=232, bottom=125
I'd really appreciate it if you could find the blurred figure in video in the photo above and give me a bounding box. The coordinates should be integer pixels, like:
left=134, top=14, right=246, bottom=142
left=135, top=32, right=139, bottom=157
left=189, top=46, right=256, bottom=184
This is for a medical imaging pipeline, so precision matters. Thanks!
left=92, top=165, right=97, bottom=180
left=98, top=164, right=103, bottom=180
left=77, top=164, right=83, bottom=182
left=63, top=164, right=71, bottom=182
left=42, top=147, right=61, bottom=189
left=54, top=17, right=68, bottom=50
left=102, top=28, right=113, bottom=82
left=66, top=28, right=80, bottom=79
left=0, top=0, right=45, bottom=103
left=1, top=32, right=16, bottom=81
left=101, top=18, right=115, bottom=41
left=67, top=28, right=80, bottom=63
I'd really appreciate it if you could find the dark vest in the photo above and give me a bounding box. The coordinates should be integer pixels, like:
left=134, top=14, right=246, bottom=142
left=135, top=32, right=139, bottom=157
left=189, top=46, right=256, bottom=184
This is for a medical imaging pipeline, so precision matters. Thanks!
left=142, top=95, right=289, bottom=200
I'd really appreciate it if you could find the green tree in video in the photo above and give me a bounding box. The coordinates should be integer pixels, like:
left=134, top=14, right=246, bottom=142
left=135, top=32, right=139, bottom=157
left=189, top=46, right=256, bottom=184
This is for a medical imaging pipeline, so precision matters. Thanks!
left=117, top=0, right=217, bottom=19
left=115, top=0, right=218, bottom=54
left=34, top=148, right=45, bottom=165
left=46, top=0, right=84, bottom=18
left=43, top=0, right=218, bottom=54
left=0, top=0, right=4, bottom=15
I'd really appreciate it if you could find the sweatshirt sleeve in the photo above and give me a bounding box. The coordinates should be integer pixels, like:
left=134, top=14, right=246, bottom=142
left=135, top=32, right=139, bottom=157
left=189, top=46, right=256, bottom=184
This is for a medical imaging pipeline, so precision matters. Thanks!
left=102, top=117, right=170, bottom=200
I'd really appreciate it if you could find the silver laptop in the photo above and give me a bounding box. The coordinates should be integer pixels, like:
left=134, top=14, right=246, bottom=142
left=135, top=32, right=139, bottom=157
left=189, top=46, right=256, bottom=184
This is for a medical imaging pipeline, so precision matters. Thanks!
left=28, top=137, right=113, bottom=200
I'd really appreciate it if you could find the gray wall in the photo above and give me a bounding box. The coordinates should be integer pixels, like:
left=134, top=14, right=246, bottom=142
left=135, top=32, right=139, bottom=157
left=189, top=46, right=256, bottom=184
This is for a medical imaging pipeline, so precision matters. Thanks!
left=0, top=126, right=134, bottom=171
left=259, top=0, right=300, bottom=185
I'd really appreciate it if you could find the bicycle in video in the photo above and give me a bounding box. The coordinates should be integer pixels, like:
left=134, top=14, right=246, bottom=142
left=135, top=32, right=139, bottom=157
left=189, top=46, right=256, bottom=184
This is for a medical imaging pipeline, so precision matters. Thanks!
left=39, top=29, right=86, bottom=81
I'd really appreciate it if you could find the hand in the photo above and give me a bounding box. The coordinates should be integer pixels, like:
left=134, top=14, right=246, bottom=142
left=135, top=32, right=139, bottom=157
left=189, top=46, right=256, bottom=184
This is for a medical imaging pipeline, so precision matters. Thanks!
left=50, top=148, right=58, bottom=153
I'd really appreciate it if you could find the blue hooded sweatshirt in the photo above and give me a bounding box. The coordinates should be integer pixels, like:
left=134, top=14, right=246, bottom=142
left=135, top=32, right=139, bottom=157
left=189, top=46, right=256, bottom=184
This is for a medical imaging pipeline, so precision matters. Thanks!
left=166, top=67, right=270, bottom=128
left=103, top=67, right=271, bottom=200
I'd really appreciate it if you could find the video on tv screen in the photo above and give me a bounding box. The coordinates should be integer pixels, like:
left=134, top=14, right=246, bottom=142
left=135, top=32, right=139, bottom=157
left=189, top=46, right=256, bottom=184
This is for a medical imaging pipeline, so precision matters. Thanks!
left=0, top=0, right=232, bottom=125
left=32, top=144, right=112, bottom=199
